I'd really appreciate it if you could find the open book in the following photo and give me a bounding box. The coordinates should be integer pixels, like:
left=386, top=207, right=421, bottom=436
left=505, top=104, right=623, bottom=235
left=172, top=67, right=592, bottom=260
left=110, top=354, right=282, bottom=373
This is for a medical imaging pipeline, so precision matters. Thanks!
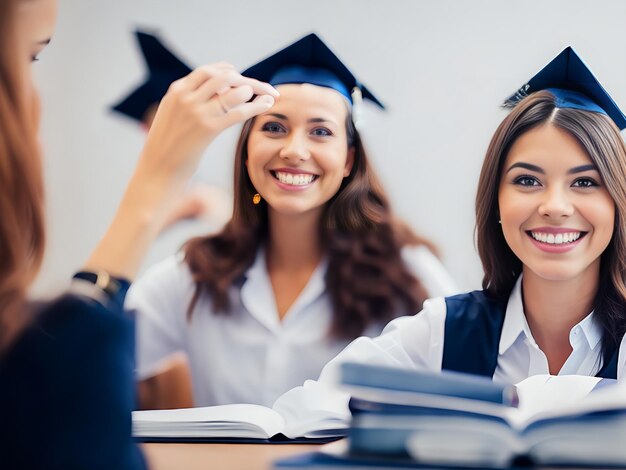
left=133, top=401, right=348, bottom=443
left=340, top=362, right=626, bottom=467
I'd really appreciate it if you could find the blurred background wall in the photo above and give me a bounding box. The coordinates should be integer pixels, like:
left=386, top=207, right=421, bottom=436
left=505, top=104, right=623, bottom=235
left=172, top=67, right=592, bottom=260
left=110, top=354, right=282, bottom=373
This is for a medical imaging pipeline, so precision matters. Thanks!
left=32, top=0, right=626, bottom=295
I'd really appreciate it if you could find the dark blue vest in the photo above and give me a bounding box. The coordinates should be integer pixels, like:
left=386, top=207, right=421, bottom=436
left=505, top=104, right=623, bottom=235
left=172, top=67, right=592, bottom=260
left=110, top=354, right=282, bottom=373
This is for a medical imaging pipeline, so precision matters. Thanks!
left=441, top=290, right=618, bottom=379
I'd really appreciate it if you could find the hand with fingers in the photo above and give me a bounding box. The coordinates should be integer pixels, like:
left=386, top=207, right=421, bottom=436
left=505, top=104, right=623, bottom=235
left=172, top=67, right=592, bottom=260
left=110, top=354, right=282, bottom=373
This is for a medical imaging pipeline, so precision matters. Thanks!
left=84, top=64, right=277, bottom=280
left=137, top=62, right=278, bottom=187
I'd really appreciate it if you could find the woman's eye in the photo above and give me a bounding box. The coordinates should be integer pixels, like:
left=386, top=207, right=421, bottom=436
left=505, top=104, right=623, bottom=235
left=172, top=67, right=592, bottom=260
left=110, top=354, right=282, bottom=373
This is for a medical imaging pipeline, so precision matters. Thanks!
left=513, top=175, right=540, bottom=187
left=572, top=177, right=599, bottom=188
left=30, top=56, right=40, bottom=63
left=311, top=127, right=332, bottom=137
left=261, top=122, right=285, bottom=134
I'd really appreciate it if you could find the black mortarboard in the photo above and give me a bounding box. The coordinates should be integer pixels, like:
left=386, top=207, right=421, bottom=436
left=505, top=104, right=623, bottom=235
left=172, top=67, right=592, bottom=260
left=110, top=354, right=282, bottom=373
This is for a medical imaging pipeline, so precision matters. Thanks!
left=505, top=46, right=626, bottom=130
left=242, top=33, right=384, bottom=110
left=111, top=30, right=192, bottom=123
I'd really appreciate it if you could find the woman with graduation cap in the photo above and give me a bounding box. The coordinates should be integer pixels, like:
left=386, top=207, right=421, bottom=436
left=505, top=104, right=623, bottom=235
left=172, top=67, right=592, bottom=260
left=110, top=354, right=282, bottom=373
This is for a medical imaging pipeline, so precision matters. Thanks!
left=127, top=33, right=459, bottom=409
left=273, top=46, right=626, bottom=421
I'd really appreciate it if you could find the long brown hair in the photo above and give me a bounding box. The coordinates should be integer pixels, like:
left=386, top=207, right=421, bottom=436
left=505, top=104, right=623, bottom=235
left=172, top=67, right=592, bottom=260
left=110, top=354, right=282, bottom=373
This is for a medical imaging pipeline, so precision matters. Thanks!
left=0, top=0, right=46, bottom=349
left=184, top=112, right=436, bottom=339
left=476, top=91, right=626, bottom=355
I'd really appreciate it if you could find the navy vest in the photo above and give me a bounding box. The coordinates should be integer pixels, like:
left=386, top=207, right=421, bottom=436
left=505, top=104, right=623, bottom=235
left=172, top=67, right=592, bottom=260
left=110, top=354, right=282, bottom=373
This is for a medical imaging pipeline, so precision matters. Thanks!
left=441, top=290, right=618, bottom=379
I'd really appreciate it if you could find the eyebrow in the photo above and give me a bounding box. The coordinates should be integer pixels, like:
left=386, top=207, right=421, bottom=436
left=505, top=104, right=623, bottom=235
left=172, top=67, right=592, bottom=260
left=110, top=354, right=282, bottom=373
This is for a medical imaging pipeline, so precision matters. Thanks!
left=37, top=38, right=51, bottom=46
left=567, top=164, right=597, bottom=174
left=505, top=162, right=598, bottom=175
left=505, top=162, right=544, bottom=174
left=264, top=113, right=336, bottom=125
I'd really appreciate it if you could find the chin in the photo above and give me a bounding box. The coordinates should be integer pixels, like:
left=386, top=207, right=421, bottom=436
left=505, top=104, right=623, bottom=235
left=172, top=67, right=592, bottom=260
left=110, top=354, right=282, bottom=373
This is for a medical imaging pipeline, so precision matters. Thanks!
left=269, top=201, right=318, bottom=216
left=524, top=262, right=590, bottom=283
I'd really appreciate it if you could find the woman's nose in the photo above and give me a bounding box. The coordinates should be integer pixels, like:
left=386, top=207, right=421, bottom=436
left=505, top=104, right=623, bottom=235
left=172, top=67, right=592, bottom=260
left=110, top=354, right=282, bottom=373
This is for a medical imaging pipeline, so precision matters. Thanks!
left=279, top=131, right=310, bottom=162
left=538, top=187, right=575, bottom=219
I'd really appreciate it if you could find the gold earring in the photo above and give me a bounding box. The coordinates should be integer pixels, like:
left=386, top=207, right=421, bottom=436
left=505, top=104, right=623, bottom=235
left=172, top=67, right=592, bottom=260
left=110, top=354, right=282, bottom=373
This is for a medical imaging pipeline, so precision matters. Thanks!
left=252, top=193, right=261, bottom=205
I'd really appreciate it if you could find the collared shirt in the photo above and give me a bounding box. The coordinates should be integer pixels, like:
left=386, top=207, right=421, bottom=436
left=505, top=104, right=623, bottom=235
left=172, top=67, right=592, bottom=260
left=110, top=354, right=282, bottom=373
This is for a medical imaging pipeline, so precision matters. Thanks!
left=317, top=277, right=620, bottom=385
left=494, top=278, right=605, bottom=384
left=273, top=277, right=626, bottom=422
left=126, top=244, right=458, bottom=407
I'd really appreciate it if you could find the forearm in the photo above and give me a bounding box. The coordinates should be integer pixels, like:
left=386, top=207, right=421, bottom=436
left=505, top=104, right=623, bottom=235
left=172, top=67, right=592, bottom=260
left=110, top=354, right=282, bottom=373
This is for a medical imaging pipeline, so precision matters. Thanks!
left=84, top=168, right=182, bottom=280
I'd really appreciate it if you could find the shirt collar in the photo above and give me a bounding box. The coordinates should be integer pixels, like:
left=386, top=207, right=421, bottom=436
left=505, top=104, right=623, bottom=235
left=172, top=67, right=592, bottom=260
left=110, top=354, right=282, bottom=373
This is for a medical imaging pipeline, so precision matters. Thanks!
left=240, top=246, right=329, bottom=329
left=498, top=276, right=603, bottom=354
left=576, top=309, right=603, bottom=351
left=499, top=276, right=527, bottom=354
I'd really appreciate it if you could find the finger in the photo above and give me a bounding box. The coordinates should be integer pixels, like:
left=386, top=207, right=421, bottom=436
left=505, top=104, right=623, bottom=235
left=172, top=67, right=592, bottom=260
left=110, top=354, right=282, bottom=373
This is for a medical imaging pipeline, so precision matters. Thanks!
left=220, top=94, right=275, bottom=128
left=193, top=70, right=279, bottom=102
left=172, top=63, right=237, bottom=92
left=211, top=62, right=236, bottom=70
left=216, top=85, right=255, bottom=112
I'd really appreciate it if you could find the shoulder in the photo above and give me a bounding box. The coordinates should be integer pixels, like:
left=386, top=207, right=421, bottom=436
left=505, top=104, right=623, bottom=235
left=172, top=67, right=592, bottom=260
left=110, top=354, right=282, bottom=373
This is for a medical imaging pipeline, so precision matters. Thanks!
left=0, top=295, right=144, bottom=469
left=444, top=289, right=507, bottom=309
left=443, top=289, right=509, bottom=324
left=4, top=294, right=134, bottom=373
left=135, top=254, right=191, bottom=289
left=127, top=254, right=193, bottom=305
left=400, top=244, right=459, bottom=297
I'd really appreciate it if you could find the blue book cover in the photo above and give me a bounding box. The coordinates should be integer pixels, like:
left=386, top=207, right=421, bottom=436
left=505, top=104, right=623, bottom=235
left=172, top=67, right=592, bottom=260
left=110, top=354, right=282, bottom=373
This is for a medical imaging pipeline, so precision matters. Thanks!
left=342, top=374, right=626, bottom=468
left=341, top=362, right=517, bottom=406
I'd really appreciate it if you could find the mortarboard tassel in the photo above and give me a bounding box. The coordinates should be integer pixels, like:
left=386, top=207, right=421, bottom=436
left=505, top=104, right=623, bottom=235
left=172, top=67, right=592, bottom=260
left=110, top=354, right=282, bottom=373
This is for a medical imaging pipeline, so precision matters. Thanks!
left=351, top=85, right=364, bottom=130
left=503, top=83, right=530, bottom=109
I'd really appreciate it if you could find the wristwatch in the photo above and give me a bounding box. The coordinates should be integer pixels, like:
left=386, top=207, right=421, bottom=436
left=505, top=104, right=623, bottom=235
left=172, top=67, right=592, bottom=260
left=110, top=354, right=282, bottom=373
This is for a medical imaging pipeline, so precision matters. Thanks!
left=73, top=270, right=123, bottom=299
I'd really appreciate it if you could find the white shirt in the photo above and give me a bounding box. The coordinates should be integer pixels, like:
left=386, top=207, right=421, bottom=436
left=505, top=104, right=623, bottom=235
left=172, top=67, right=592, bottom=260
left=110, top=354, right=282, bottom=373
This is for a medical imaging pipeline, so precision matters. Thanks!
left=272, top=277, right=626, bottom=421
left=126, top=244, right=458, bottom=407
left=317, top=277, right=625, bottom=383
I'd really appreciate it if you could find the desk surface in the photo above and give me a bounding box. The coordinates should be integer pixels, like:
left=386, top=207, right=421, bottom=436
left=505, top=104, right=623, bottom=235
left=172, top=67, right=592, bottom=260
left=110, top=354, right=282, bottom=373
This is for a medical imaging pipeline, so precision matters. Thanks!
left=142, top=443, right=321, bottom=470
left=142, top=442, right=618, bottom=470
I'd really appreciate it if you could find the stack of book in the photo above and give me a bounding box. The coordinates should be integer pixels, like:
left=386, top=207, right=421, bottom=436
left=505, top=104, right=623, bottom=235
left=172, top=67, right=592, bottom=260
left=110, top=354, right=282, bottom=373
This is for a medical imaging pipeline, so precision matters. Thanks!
left=274, top=362, right=626, bottom=468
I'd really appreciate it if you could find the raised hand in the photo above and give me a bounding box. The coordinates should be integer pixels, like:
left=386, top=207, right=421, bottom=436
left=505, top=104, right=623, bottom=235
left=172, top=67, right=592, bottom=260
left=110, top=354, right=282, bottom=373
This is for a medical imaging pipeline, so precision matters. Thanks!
left=138, top=62, right=278, bottom=185
left=84, top=64, right=277, bottom=280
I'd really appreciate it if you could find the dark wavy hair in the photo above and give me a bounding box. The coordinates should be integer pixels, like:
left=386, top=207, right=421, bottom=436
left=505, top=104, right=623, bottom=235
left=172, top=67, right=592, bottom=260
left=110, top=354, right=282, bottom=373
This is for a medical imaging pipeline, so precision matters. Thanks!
left=184, top=111, right=437, bottom=339
left=475, top=91, right=626, bottom=357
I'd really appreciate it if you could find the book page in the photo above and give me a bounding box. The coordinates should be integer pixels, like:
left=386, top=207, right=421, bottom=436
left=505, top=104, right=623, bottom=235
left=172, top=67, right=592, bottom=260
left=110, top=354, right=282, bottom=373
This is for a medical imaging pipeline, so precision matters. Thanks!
left=273, top=381, right=350, bottom=439
left=510, top=375, right=603, bottom=427
left=133, top=403, right=285, bottom=439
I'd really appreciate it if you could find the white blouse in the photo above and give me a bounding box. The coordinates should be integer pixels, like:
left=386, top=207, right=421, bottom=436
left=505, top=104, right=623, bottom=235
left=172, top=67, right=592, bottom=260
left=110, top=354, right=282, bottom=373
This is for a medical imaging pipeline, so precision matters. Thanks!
left=272, top=277, right=626, bottom=423
left=126, top=244, right=458, bottom=407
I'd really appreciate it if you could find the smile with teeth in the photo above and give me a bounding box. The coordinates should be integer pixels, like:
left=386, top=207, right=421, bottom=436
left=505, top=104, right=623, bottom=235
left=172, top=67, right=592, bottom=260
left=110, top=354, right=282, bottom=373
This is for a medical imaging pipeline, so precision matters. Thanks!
left=528, top=231, right=585, bottom=245
left=272, top=171, right=317, bottom=186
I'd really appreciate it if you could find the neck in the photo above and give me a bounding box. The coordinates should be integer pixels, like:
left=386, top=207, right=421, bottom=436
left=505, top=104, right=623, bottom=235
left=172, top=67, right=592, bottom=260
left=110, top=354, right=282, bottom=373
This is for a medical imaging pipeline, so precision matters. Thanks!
left=521, top=263, right=600, bottom=373
left=266, top=208, right=323, bottom=271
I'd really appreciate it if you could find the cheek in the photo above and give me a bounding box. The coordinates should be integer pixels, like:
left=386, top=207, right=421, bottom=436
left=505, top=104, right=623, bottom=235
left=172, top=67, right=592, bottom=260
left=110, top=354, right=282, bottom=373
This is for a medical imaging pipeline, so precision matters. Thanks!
left=498, top=188, right=525, bottom=226
left=497, top=189, right=532, bottom=251
left=319, top=147, right=350, bottom=177
left=583, top=195, right=616, bottom=240
left=245, top=141, right=266, bottom=173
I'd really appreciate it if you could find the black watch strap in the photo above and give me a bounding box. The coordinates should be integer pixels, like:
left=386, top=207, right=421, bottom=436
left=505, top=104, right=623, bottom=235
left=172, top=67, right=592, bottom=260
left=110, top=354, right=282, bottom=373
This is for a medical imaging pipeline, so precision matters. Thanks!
left=73, top=271, right=128, bottom=300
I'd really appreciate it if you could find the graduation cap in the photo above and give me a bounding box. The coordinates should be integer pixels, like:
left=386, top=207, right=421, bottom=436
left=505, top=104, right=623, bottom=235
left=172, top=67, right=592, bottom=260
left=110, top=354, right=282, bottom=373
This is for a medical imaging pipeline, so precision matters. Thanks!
left=242, top=33, right=384, bottom=111
left=505, top=46, right=626, bottom=130
left=111, top=30, right=192, bottom=123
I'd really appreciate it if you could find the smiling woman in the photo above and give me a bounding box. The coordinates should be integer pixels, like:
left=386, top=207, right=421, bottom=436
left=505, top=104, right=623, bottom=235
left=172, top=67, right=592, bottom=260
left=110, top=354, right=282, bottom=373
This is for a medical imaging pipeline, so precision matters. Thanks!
left=126, top=33, right=458, bottom=410
left=268, top=46, right=626, bottom=429
left=477, top=89, right=626, bottom=374
left=498, top=123, right=615, bottom=285
left=246, top=84, right=354, bottom=219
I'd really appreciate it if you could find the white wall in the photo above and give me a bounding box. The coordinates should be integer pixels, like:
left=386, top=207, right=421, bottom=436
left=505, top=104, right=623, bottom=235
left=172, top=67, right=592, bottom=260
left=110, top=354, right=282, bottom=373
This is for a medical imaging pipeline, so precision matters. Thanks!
left=32, top=0, right=626, bottom=294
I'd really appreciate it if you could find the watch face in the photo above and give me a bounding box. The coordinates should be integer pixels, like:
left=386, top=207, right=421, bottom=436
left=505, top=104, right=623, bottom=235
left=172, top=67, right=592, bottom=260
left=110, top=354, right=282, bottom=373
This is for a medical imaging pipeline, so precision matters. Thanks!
left=73, top=271, right=120, bottom=298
